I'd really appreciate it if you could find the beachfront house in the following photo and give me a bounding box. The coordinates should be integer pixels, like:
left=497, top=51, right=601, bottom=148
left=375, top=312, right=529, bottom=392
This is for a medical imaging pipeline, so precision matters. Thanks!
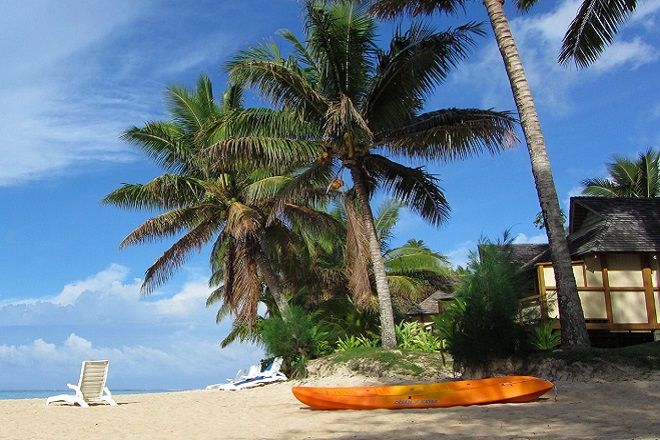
left=517, top=197, right=660, bottom=345
left=405, top=290, right=456, bottom=328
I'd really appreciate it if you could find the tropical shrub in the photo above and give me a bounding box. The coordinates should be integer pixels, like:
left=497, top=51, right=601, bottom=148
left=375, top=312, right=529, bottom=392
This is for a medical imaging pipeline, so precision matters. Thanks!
left=395, top=321, right=444, bottom=353
left=431, top=296, right=467, bottom=355
left=526, top=319, right=561, bottom=351
left=260, top=305, right=332, bottom=376
left=335, top=334, right=381, bottom=352
left=440, top=235, right=528, bottom=372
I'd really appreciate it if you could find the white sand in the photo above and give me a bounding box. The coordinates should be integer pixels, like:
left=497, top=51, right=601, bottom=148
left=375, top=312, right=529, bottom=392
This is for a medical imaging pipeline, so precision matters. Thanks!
left=2, top=377, right=659, bottom=439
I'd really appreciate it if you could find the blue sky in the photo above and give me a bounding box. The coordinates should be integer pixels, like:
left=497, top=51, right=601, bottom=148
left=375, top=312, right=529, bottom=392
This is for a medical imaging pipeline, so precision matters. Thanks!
left=0, top=0, right=658, bottom=391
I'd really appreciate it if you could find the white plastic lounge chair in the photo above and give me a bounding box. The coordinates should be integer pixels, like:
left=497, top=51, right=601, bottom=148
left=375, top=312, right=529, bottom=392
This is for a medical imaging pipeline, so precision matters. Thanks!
left=46, top=360, right=118, bottom=407
left=231, top=357, right=287, bottom=390
left=205, top=367, right=246, bottom=390
left=207, top=364, right=263, bottom=391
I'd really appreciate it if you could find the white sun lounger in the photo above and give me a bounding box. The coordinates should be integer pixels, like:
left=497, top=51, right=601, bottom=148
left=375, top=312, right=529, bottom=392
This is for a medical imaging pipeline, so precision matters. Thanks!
left=230, top=357, right=287, bottom=390
left=46, top=360, right=118, bottom=408
left=205, top=368, right=247, bottom=390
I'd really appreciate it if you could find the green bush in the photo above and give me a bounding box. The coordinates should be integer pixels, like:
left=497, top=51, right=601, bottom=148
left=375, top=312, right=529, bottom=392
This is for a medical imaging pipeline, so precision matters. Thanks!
left=432, top=296, right=466, bottom=355
left=527, top=319, right=561, bottom=351
left=335, top=334, right=380, bottom=351
left=260, top=305, right=331, bottom=376
left=440, top=235, right=528, bottom=372
left=396, top=321, right=443, bottom=352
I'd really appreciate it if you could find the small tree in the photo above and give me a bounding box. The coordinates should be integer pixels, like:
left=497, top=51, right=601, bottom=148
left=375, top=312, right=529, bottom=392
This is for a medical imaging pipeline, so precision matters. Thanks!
left=437, top=234, right=527, bottom=376
left=260, top=305, right=332, bottom=376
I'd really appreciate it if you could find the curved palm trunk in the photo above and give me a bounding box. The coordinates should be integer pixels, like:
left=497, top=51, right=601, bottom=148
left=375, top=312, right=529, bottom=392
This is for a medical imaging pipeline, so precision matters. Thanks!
left=483, top=0, right=590, bottom=348
left=349, top=165, right=397, bottom=348
left=253, top=244, right=290, bottom=317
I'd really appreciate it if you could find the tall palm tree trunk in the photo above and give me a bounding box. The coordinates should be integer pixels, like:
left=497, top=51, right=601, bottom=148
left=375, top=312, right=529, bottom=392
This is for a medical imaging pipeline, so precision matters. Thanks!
left=483, top=0, right=590, bottom=348
left=350, top=164, right=397, bottom=348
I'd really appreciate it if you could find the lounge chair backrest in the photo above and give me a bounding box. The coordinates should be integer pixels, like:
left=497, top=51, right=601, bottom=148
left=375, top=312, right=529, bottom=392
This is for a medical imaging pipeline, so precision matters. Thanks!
left=78, top=360, right=110, bottom=402
left=266, top=357, right=283, bottom=373
left=46, top=359, right=116, bottom=407
left=245, top=364, right=261, bottom=378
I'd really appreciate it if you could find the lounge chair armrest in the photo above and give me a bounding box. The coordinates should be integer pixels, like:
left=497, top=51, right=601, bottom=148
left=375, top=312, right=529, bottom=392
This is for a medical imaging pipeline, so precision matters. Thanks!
left=66, top=384, right=78, bottom=391
left=103, top=387, right=112, bottom=398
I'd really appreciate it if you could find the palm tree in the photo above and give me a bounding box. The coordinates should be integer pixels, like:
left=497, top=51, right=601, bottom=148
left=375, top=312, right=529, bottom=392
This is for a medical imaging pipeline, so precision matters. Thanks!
left=581, top=148, right=660, bottom=197
left=103, top=74, right=314, bottom=327
left=368, top=0, right=591, bottom=348
left=372, top=200, right=455, bottom=315
left=213, top=0, right=517, bottom=347
left=556, top=0, right=642, bottom=68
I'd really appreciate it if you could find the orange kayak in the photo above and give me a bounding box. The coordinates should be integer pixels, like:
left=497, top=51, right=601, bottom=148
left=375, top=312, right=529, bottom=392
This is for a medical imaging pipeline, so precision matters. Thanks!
left=292, top=376, right=553, bottom=410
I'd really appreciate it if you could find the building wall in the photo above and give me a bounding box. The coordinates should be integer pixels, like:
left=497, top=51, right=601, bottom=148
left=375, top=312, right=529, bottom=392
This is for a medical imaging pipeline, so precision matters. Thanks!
left=535, top=253, right=659, bottom=331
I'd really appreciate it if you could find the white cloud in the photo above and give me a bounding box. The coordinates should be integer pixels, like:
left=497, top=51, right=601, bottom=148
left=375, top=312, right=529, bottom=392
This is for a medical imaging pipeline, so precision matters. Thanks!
left=446, top=240, right=476, bottom=269
left=51, top=264, right=134, bottom=306
left=452, top=0, right=659, bottom=114
left=512, top=232, right=548, bottom=244
left=0, top=1, right=249, bottom=187
left=0, top=1, right=154, bottom=186
left=589, top=37, right=658, bottom=72
left=0, top=265, right=263, bottom=390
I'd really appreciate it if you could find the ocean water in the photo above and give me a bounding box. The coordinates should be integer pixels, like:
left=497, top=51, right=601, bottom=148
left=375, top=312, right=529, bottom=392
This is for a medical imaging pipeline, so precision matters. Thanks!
left=0, top=389, right=175, bottom=401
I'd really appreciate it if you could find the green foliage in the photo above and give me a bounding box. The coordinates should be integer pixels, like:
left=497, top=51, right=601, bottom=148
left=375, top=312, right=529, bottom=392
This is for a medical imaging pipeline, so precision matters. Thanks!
left=335, top=334, right=380, bottom=352
left=260, top=305, right=332, bottom=375
left=324, top=347, right=452, bottom=378
left=533, top=208, right=567, bottom=230
left=395, top=321, right=443, bottom=352
left=431, top=296, right=467, bottom=355
left=527, top=319, right=561, bottom=351
left=581, top=148, right=660, bottom=198
left=441, top=234, right=528, bottom=371
left=335, top=321, right=444, bottom=353
left=313, top=296, right=381, bottom=343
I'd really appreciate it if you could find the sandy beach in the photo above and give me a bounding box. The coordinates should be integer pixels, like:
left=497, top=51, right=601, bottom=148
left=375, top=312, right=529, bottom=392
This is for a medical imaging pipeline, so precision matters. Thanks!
left=2, top=376, right=658, bottom=440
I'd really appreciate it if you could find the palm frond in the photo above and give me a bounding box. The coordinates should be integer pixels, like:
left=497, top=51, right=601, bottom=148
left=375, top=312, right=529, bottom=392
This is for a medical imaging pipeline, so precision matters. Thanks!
left=222, top=84, right=244, bottom=112
left=243, top=175, right=292, bottom=206
left=265, top=158, right=339, bottom=221
left=323, top=93, right=373, bottom=147
left=559, top=0, right=639, bottom=68
left=120, top=205, right=219, bottom=249
left=225, top=202, right=264, bottom=238
left=384, top=239, right=451, bottom=274
left=580, top=177, right=621, bottom=197
left=220, top=240, right=263, bottom=325
left=166, top=74, right=219, bottom=136
left=225, top=40, right=329, bottom=119
left=365, top=155, right=450, bottom=227
left=203, top=137, right=323, bottom=173
left=381, top=108, right=518, bottom=161
left=581, top=148, right=660, bottom=197
left=366, top=22, right=484, bottom=131
left=640, top=148, right=660, bottom=197
left=306, top=0, right=377, bottom=100
left=373, top=199, right=403, bottom=250
left=386, top=274, right=426, bottom=299
left=102, top=174, right=206, bottom=211
left=140, top=219, right=218, bottom=294
left=219, top=318, right=264, bottom=348
left=342, top=195, right=373, bottom=309
left=367, top=0, right=467, bottom=20
left=120, top=123, right=200, bottom=174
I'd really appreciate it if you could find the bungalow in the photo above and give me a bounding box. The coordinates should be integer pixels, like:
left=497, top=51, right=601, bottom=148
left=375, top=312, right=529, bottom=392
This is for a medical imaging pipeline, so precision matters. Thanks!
left=518, top=197, right=660, bottom=345
left=405, top=290, right=455, bottom=328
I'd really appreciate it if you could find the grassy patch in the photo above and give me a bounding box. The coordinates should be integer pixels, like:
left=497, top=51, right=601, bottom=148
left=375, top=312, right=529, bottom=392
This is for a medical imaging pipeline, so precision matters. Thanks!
left=318, top=347, right=452, bottom=379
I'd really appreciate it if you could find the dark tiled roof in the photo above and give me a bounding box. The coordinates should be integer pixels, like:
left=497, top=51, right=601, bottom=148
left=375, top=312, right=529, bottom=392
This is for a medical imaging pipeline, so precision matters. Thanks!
left=508, top=244, right=549, bottom=265
left=520, top=197, right=660, bottom=266
left=568, top=197, right=660, bottom=254
left=406, top=290, right=455, bottom=316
